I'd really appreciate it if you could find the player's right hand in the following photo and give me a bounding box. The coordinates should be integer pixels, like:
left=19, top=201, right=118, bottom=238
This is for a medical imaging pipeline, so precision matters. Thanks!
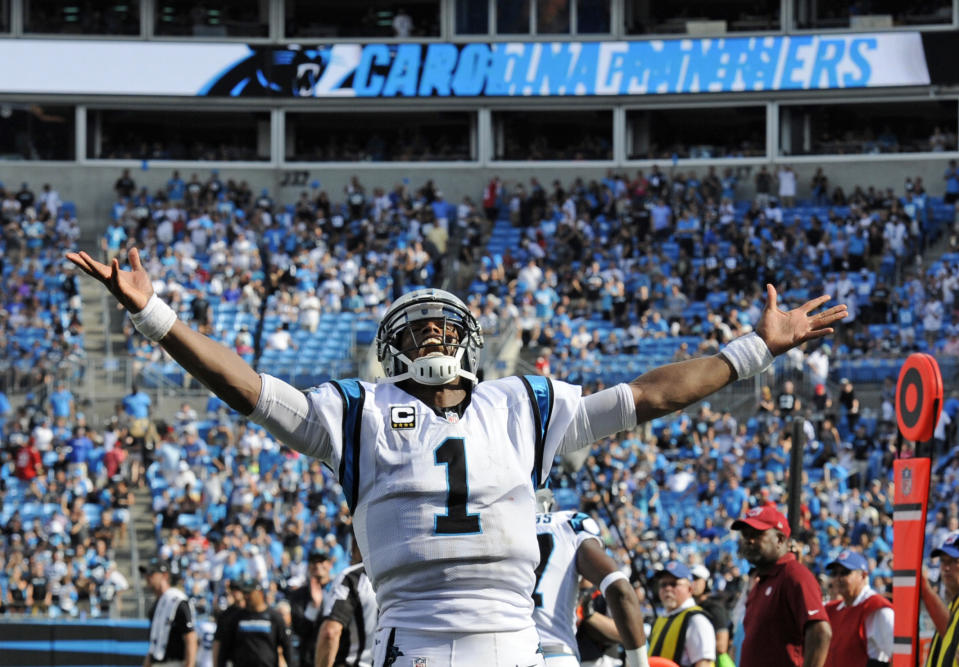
left=66, top=247, right=154, bottom=313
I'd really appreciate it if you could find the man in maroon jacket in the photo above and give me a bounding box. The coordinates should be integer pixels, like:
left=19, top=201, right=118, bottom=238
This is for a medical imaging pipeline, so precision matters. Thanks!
left=734, top=506, right=832, bottom=667
left=823, top=549, right=893, bottom=667
left=13, top=435, right=43, bottom=482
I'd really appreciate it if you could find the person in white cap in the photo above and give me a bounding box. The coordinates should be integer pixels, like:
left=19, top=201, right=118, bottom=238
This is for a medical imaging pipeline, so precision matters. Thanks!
left=822, top=549, right=893, bottom=667
left=689, top=564, right=730, bottom=661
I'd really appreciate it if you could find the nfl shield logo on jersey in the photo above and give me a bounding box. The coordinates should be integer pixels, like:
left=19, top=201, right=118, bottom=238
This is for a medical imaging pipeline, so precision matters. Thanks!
left=390, top=405, right=416, bottom=429
left=413, top=659, right=429, bottom=667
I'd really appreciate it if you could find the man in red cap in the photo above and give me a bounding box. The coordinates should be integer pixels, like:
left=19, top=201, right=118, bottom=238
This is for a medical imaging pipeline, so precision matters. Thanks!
left=733, top=506, right=832, bottom=667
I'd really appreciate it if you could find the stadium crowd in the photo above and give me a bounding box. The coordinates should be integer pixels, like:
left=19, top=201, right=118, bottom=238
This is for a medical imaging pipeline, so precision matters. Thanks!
left=1, top=163, right=958, bottom=664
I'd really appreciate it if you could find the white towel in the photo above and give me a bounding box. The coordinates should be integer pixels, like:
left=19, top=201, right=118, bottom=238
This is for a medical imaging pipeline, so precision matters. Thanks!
left=149, top=588, right=188, bottom=661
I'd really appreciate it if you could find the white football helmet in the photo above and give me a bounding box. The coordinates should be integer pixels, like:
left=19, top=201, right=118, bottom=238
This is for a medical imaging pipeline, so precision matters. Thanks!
left=375, top=288, right=484, bottom=386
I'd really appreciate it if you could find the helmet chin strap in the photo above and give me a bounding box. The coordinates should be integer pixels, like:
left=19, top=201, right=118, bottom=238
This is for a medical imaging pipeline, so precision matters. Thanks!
left=380, top=346, right=478, bottom=386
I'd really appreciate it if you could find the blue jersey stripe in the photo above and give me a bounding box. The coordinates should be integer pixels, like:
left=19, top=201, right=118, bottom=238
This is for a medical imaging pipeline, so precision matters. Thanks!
left=331, top=379, right=365, bottom=513
left=521, top=375, right=554, bottom=487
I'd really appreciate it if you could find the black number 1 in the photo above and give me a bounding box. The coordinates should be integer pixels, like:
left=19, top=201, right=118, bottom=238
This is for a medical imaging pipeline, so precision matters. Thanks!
left=434, top=438, right=481, bottom=535
left=532, top=533, right=555, bottom=607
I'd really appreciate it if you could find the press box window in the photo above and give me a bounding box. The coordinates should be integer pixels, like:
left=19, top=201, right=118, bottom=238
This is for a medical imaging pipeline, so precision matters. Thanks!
left=24, top=0, right=139, bottom=35
left=286, top=112, right=474, bottom=162
left=456, top=0, right=609, bottom=35
left=494, top=110, right=612, bottom=160
left=627, top=107, right=765, bottom=160
left=0, top=105, right=75, bottom=161
left=87, top=110, right=270, bottom=161
left=625, top=0, right=779, bottom=34
left=794, top=0, right=951, bottom=30
left=286, top=0, right=440, bottom=38
left=779, top=102, right=958, bottom=156
left=155, top=0, right=268, bottom=38
left=0, top=0, right=9, bottom=32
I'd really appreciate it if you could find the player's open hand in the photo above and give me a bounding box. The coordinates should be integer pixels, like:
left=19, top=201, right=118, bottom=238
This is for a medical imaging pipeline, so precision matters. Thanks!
left=755, top=284, right=847, bottom=356
left=66, top=247, right=154, bottom=313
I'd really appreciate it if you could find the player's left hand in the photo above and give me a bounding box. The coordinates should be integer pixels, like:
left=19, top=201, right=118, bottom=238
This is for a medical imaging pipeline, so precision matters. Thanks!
left=755, top=284, right=847, bottom=356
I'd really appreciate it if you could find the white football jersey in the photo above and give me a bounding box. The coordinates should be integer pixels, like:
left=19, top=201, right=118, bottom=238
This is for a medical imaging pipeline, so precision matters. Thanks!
left=256, top=374, right=582, bottom=633
left=196, top=618, right=217, bottom=667
left=532, top=511, right=602, bottom=655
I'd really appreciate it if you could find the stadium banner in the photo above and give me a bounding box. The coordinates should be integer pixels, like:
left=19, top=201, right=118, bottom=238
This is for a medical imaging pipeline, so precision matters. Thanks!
left=0, top=32, right=931, bottom=98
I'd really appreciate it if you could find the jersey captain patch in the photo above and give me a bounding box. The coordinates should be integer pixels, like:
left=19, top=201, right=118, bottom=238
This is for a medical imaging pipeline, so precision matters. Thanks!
left=390, top=405, right=416, bottom=429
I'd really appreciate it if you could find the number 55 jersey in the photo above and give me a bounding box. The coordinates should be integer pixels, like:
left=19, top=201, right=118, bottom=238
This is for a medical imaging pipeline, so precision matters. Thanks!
left=251, top=374, right=582, bottom=633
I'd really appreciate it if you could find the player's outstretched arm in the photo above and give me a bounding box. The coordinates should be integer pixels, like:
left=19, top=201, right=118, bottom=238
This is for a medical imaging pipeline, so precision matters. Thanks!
left=628, top=284, right=846, bottom=424
left=576, top=539, right=648, bottom=666
left=67, top=248, right=262, bottom=415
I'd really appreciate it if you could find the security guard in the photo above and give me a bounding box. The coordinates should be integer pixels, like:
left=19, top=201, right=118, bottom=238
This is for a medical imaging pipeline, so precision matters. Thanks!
left=649, top=561, right=716, bottom=667
left=922, top=532, right=959, bottom=667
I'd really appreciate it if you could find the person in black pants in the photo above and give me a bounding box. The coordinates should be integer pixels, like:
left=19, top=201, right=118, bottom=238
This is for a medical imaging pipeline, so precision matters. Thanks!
left=218, top=579, right=291, bottom=667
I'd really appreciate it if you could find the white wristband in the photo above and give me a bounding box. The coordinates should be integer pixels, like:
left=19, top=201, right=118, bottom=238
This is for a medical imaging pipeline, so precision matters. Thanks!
left=624, top=646, right=649, bottom=667
left=720, top=331, right=774, bottom=380
left=599, top=570, right=629, bottom=597
left=129, top=293, right=177, bottom=342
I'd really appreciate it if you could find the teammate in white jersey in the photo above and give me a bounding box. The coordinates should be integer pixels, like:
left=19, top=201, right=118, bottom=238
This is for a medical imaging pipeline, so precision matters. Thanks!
left=533, top=490, right=646, bottom=667
left=195, top=616, right=217, bottom=667
left=68, top=247, right=847, bottom=667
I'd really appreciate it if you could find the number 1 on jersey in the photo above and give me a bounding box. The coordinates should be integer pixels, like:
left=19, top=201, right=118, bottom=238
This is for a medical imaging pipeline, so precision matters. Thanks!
left=434, top=437, right=481, bottom=535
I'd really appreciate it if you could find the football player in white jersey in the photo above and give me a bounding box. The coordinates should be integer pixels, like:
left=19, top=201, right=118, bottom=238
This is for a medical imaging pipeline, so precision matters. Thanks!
left=68, top=247, right=847, bottom=667
left=533, top=490, right=646, bottom=667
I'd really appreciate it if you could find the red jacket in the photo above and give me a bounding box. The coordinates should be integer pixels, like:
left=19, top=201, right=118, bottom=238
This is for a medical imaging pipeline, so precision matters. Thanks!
left=14, top=444, right=42, bottom=481
left=824, top=592, right=893, bottom=667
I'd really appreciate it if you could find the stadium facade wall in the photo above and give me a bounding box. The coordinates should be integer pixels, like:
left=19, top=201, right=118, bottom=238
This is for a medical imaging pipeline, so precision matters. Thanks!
left=0, top=617, right=149, bottom=667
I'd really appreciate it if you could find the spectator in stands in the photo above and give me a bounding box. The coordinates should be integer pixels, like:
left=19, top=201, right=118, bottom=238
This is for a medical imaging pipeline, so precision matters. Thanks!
left=734, top=506, right=831, bottom=667
left=778, top=165, right=797, bottom=208
left=776, top=380, right=801, bottom=418
left=13, top=433, right=43, bottom=482
left=392, top=7, right=413, bottom=37
left=48, top=380, right=75, bottom=420
left=822, top=549, right=893, bottom=667
left=114, top=169, right=136, bottom=200
left=944, top=160, right=959, bottom=204
left=837, top=378, right=860, bottom=432
left=265, top=323, right=296, bottom=352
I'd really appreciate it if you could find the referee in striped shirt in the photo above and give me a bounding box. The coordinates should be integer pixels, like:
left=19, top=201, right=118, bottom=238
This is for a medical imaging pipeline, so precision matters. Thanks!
left=315, top=540, right=378, bottom=667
